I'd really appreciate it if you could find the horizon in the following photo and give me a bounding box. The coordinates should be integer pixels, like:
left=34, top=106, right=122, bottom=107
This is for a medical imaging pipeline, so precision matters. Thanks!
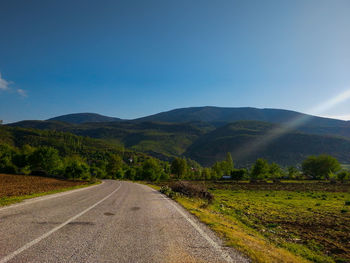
left=1, top=0, right=350, bottom=123
left=4, top=105, right=350, bottom=124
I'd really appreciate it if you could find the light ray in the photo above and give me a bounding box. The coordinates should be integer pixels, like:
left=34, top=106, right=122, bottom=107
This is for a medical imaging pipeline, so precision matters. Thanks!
left=231, top=88, right=350, bottom=164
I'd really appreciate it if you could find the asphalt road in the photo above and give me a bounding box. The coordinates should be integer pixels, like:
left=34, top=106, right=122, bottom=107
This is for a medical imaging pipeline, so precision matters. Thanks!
left=0, top=180, right=248, bottom=263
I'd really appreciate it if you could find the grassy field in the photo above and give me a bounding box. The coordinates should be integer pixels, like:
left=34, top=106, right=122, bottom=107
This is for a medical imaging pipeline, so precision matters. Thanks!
left=0, top=174, right=95, bottom=207
left=341, top=164, right=350, bottom=171
left=156, top=181, right=350, bottom=263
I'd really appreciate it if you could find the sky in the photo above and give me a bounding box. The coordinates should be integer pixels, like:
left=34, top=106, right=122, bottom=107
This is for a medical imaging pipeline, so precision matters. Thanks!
left=0, top=0, right=350, bottom=123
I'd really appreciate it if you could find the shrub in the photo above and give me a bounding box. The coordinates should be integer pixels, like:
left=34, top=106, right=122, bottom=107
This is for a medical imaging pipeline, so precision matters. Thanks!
left=231, top=168, right=247, bottom=181
left=302, top=155, right=341, bottom=180
left=170, top=181, right=214, bottom=202
left=64, top=156, right=90, bottom=180
left=337, top=170, right=349, bottom=183
left=250, top=158, right=269, bottom=182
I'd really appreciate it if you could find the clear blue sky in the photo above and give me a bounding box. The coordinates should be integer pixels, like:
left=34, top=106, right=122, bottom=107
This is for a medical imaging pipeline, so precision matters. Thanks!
left=1, top=0, right=350, bottom=123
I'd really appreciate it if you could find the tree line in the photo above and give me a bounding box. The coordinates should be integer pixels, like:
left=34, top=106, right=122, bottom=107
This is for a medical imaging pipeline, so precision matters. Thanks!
left=0, top=141, right=349, bottom=183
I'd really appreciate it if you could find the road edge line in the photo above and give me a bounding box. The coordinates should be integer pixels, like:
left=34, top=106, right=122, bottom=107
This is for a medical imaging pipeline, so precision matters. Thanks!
left=150, top=187, right=234, bottom=263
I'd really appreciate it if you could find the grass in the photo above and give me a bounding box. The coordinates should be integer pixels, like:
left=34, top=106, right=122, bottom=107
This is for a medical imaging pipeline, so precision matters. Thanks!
left=0, top=174, right=100, bottom=207
left=152, top=181, right=350, bottom=263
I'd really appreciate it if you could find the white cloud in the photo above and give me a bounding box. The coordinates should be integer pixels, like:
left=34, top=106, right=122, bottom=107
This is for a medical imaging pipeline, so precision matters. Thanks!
left=0, top=73, right=11, bottom=90
left=0, top=73, right=27, bottom=97
left=16, top=88, right=27, bottom=97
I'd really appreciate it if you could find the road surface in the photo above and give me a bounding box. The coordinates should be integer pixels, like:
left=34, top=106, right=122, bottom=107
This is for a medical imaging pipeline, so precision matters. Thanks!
left=0, top=180, right=248, bottom=263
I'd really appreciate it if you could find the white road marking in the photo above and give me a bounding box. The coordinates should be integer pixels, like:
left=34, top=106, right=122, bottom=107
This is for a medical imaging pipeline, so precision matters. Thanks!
left=0, top=182, right=122, bottom=263
left=155, top=189, right=234, bottom=263
left=0, top=181, right=105, bottom=212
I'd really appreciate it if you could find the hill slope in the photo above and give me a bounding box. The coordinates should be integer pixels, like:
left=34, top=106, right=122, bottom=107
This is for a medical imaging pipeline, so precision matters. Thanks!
left=185, top=121, right=350, bottom=166
left=48, top=113, right=122, bottom=124
left=136, top=106, right=350, bottom=138
left=8, top=120, right=213, bottom=160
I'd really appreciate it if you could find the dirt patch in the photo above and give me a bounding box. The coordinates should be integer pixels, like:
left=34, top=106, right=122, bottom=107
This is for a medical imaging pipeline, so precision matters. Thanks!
left=0, top=174, right=87, bottom=197
left=104, top=212, right=115, bottom=216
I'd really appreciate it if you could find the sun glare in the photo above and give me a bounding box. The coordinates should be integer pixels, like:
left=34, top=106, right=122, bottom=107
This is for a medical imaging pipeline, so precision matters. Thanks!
left=233, top=88, right=350, bottom=161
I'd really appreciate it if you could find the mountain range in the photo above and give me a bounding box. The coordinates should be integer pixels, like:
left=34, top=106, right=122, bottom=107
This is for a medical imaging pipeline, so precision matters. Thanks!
left=6, top=107, right=350, bottom=166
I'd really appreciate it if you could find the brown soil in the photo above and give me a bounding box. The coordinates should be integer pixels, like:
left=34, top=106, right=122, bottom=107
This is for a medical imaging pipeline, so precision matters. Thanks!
left=0, top=174, right=87, bottom=197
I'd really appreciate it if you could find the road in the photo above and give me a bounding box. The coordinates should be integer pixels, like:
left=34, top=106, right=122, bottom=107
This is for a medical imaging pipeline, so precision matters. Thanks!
left=0, top=180, right=248, bottom=263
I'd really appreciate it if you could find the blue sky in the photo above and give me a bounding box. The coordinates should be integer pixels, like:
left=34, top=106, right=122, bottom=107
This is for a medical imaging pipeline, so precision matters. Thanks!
left=1, top=0, right=350, bottom=123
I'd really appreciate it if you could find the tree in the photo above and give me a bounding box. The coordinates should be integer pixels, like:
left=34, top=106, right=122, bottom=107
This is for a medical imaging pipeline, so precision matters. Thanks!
left=0, top=144, right=17, bottom=174
left=28, top=146, right=62, bottom=175
left=302, top=155, right=341, bottom=180
left=125, top=167, right=137, bottom=181
left=269, top=162, right=284, bottom=180
left=171, top=158, right=187, bottom=179
left=142, top=158, right=161, bottom=181
left=202, top=168, right=212, bottom=180
left=64, top=156, right=90, bottom=180
left=225, top=152, right=234, bottom=175
left=212, top=161, right=225, bottom=179
left=250, top=158, right=269, bottom=182
left=106, top=154, right=124, bottom=179
left=287, top=166, right=300, bottom=180
left=231, top=168, right=247, bottom=181
left=337, top=170, right=349, bottom=183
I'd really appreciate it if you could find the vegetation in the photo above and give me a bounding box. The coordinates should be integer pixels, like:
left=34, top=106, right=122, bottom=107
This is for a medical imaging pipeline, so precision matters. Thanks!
left=0, top=126, right=170, bottom=181
left=185, top=121, right=350, bottom=167
left=155, top=181, right=350, bottom=263
left=9, top=117, right=350, bottom=167
left=302, top=155, right=341, bottom=180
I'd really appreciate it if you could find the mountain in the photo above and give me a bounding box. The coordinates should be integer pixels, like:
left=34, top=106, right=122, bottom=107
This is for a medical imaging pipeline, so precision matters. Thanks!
left=48, top=113, right=122, bottom=124
left=185, top=121, right=350, bottom=166
left=136, top=106, right=350, bottom=138
left=7, top=107, right=350, bottom=166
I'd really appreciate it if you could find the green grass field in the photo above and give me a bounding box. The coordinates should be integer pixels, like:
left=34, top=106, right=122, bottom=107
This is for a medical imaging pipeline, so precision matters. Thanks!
left=341, top=164, right=350, bottom=171
left=162, top=181, right=350, bottom=263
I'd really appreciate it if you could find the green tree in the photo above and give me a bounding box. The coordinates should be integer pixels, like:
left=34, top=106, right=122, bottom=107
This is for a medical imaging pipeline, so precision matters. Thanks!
left=287, top=166, right=300, bottom=180
left=64, top=156, right=90, bottom=180
left=171, top=158, right=187, bottom=179
left=250, top=158, right=269, bottom=182
left=202, top=167, right=212, bottom=180
left=106, top=154, right=124, bottom=179
left=212, top=161, right=225, bottom=179
left=231, top=168, right=247, bottom=181
left=125, top=167, right=137, bottom=181
left=225, top=152, right=234, bottom=175
left=29, top=146, right=62, bottom=175
left=302, top=155, right=341, bottom=180
left=269, top=162, right=284, bottom=180
left=0, top=144, right=17, bottom=174
left=142, top=158, right=161, bottom=181
left=337, top=170, right=349, bottom=183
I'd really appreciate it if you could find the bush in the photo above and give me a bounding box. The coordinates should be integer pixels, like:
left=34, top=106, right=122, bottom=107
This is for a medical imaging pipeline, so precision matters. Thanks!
left=250, top=158, right=269, bottom=182
left=337, top=170, right=349, bottom=183
left=231, top=168, right=247, bottom=181
left=64, top=156, right=90, bottom=180
left=170, top=181, right=214, bottom=202
left=29, top=146, right=62, bottom=176
left=302, top=155, right=341, bottom=180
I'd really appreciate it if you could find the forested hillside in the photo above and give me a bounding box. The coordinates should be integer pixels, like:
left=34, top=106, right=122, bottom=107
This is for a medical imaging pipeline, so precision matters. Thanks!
left=185, top=121, right=350, bottom=166
left=7, top=118, right=350, bottom=167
